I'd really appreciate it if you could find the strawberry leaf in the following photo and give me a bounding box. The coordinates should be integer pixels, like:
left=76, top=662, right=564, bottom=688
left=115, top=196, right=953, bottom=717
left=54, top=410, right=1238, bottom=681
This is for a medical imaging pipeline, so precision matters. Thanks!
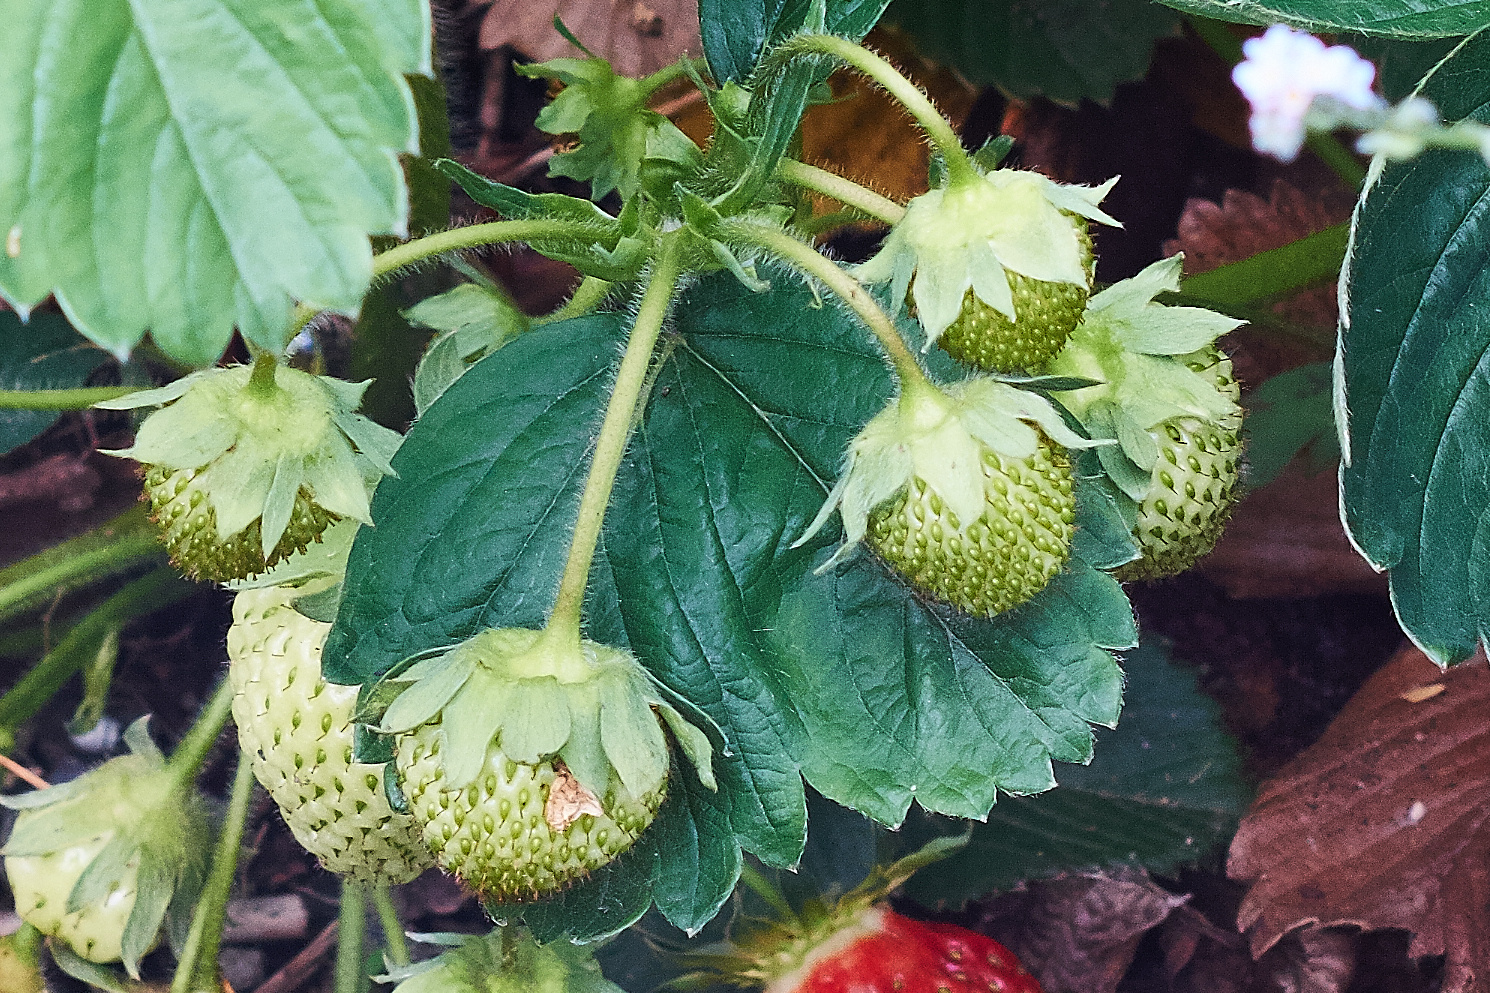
left=1338, top=32, right=1490, bottom=665
left=0, top=0, right=428, bottom=367
left=1149, top=0, right=1486, bottom=37
left=883, top=0, right=1179, bottom=105
left=326, top=268, right=1131, bottom=938
left=0, top=313, right=106, bottom=456
left=897, top=638, right=1249, bottom=906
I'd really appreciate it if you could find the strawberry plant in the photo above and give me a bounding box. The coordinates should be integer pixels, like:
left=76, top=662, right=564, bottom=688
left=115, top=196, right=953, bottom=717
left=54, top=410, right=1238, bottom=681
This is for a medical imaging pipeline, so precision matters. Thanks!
left=0, top=0, right=1486, bottom=990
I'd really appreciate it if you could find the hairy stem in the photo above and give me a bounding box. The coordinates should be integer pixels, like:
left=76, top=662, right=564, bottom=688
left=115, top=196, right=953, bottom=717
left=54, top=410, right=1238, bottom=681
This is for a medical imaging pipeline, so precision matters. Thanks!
left=777, top=159, right=906, bottom=225
left=724, top=221, right=931, bottom=392
left=0, top=567, right=193, bottom=753
left=535, top=275, right=615, bottom=326
left=0, top=504, right=164, bottom=627
left=371, top=884, right=410, bottom=968
left=775, top=34, right=975, bottom=186
left=170, top=752, right=255, bottom=993
left=0, top=386, right=143, bottom=410
left=546, top=237, right=684, bottom=645
left=167, top=677, right=235, bottom=794
left=372, top=220, right=604, bottom=282
left=334, top=882, right=367, bottom=993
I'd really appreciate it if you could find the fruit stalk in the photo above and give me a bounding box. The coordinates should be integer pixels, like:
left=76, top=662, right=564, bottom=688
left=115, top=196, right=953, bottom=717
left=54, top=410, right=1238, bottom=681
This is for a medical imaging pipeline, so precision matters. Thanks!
left=333, top=881, right=366, bottom=993
left=0, top=567, right=192, bottom=751
left=723, top=220, right=932, bottom=392
left=0, top=385, right=142, bottom=409
left=547, top=235, right=684, bottom=645
left=770, top=34, right=976, bottom=186
left=170, top=751, right=254, bottom=993
left=371, top=219, right=605, bottom=282
left=0, top=504, right=164, bottom=626
left=166, top=677, right=235, bottom=793
left=776, top=159, right=906, bottom=226
left=535, top=275, right=614, bottom=326
left=371, top=884, right=410, bottom=967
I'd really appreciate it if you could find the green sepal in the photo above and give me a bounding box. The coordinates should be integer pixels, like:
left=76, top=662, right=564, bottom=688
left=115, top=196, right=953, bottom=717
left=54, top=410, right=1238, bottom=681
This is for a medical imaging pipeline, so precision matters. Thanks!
left=516, top=56, right=704, bottom=202
left=1084, top=403, right=1152, bottom=503
left=433, top=160, right=637, bottom=280
left=1082, top=255, right=1243, bottom=356
left=291, top=582, right=343, bottom=623
left=376, top=927, right=624, bottom=993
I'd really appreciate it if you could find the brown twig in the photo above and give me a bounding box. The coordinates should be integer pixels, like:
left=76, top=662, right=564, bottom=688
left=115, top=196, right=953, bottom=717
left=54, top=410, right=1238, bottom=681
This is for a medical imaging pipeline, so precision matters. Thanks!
left=250, top=920, right=338, bottom=993
left=0, top=753, right=50, bottom=790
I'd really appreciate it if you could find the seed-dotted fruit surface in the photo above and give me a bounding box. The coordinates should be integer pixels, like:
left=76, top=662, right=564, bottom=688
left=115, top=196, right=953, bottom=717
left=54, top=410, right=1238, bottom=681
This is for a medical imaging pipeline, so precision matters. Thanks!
left=228, top=586, right=434, bottom=885
left=1117, top=347, right=1242, bottom=581
left=149, top=466, right=338, bottom=581
left=867, top=436, right=1075, bottom=617
left=395, top=724, right=663, bottom=902
left=5, top=838, right=145, bottom=966
left=935, top=222, right=1096, bottom=373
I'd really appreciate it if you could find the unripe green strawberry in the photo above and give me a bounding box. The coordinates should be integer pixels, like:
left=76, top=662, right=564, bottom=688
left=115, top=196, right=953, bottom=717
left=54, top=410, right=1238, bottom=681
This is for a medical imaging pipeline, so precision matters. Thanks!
left=797, top=377, right=1101, bottom=618
left=228, top=586, right=435, bottom=885
left=867, top=435, right=1075, bottom=617
left=379, top=626, right=716, bottom=903
left=857, top=166, right=1118, bottom=374
left=376, top=926, right=623, bottom=993
left=98, top=356, right=400, bottom=582
left=933, top=221, right=1096, bottom=373
left=396, top=726, right=663, bottom=900
left=1, top=720, right=209, bottom=978
left=5, top=835, right=144, bottom=966
left=0, top=927, right=44, bottom=993
left=1115, top=348, right=1242, bottom=581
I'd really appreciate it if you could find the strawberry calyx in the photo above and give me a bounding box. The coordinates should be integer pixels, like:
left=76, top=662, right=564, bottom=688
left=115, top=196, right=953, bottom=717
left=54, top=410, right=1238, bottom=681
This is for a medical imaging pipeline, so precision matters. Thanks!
left=375, top=926, right=623, bottom=993
left=856, top=166, right=1119, bottom=351
left=375, top=626, right=716, bottom=899
left=97, top=355, right=401, bottom=582
left=0, top=719, right=209, bottom=976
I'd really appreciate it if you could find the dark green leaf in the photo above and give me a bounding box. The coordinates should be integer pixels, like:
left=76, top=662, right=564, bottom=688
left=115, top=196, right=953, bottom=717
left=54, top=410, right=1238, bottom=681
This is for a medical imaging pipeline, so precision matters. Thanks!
left=883, top=0, right=1180, bottom=104
left=899, top=638, right=1249, bottom=905
left=1339, top=31, right=1490, bottom=665
left=0, top=313, right=106, bottom=455
left=0, top=0, right=428, bottom=366
left=700, top=0, right=893, bottom=84
left=1153, top=0, right=1487, bottom=37
left=327, top=267, right=1131, bottom=936
left=1245, top=362, right=1339, bottom=488
left=1349, top=35, right=1464, bottom=100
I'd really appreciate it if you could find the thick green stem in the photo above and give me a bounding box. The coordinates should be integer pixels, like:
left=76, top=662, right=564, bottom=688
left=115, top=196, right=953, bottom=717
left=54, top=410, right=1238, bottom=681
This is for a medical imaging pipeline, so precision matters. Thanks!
left=778, top=34, right=976, bottom=186
left=167, top=678, right=235, bottom=793
left=0, top=504, right=164, bottom=627
left=777, top=160, right=906, bottom=225
left=1178, top=222, right=1350, bottom=307
left=371, top=885, right=410, bottom=968
left=0, top=567, right=192, bottom=751
left=0, top=386, right=143, bottom=410
left=334, top=882, right=368, bottom=993
left=724, top=221, right=931, bottom=392
left=546, top=239, right=684, bottom=645
left=372, top=220, right=603, bottom=282
left=534, top=276, right=615, bottom=326
left=171, top=752, right=255, bottom=993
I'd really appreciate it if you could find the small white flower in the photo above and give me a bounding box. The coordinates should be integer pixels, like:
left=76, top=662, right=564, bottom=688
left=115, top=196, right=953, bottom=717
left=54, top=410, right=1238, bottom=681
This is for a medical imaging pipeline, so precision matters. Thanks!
left=1232, top=24, right=1384, bottom=161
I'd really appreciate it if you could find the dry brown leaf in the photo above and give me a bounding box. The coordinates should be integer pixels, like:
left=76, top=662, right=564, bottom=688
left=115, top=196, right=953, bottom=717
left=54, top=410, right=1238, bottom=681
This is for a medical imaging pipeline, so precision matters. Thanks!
left=1228, top=643, right=1490, bottom=992
left=1199, top=461, right=1386, bottom=599
left=1164, top=180, right=1353, bottom=330
left=472, top=0, right=701, bottom=79
left=976, top=869, right=1188, bottom=993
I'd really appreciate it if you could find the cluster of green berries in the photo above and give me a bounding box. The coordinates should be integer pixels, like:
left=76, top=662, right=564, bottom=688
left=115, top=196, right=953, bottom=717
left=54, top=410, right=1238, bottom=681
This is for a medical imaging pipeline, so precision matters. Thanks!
left=818, top=164, right=1246, bottom=615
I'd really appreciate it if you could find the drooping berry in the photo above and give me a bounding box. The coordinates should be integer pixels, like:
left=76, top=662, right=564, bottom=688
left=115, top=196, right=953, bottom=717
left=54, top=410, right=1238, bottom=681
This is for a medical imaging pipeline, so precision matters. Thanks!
left=98, top=356, right=400, bottom=582
left=228, top=585, right=435, bottom=885
left=1116, top=347, right=1243, bottom=581
left=933, top=220, right=1096, bottom=372
left=857, top=166, right=1119, bottom=373
left=798, top=377, right=1099, bottom=618
left=378, top=626, right=715, bottom=902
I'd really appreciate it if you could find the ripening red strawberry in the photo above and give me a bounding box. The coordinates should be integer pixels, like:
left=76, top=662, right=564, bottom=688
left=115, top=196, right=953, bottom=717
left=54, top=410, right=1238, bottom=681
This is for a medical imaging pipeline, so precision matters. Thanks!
left=765, top=907, right=1043, bottom=993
